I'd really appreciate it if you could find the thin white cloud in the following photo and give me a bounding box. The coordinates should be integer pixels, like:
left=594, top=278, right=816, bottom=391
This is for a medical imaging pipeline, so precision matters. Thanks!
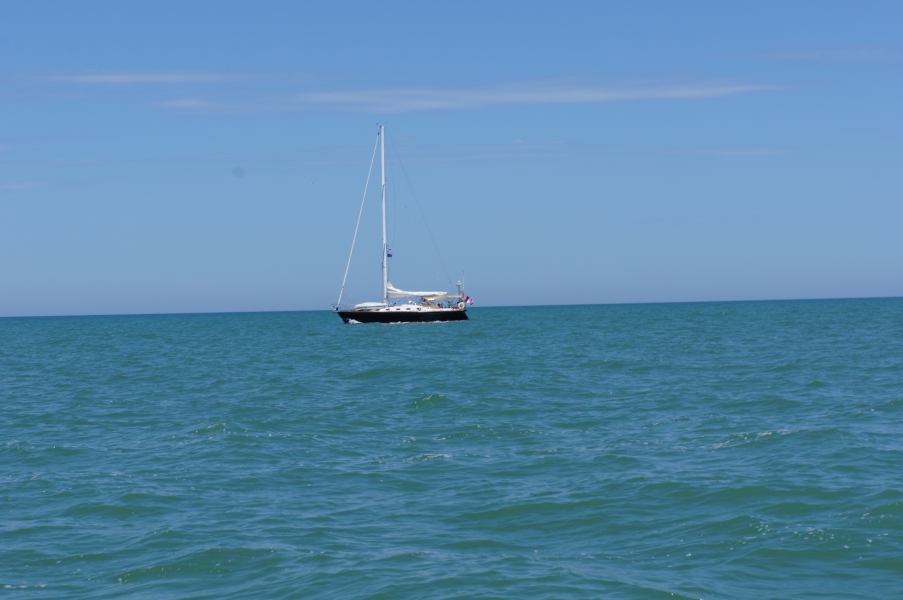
left=765, top=47, right=903, bottom=62
left=24, top=73, right=775, bottom=113
left=157, top=98, right=221, bottom=110
left=2, top=181, right=42, bottom=190
left=706, top=148, right=784, bottom=156
left=292, top=80, right=775, bottom=112
left=45, top=72, right=245, bottom=84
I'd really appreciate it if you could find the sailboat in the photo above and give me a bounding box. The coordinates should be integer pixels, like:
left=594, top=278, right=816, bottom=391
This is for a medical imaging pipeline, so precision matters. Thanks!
left=334, top=125, right=470, bottom=324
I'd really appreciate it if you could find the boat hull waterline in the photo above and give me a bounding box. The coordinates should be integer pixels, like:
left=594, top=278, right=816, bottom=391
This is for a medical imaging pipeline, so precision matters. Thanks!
left=337, top=309, right=468, bottom=324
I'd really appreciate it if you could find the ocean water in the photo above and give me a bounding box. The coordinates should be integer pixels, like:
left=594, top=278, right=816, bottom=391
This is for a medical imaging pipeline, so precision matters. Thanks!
left=2, top=299, right=902, bottom=599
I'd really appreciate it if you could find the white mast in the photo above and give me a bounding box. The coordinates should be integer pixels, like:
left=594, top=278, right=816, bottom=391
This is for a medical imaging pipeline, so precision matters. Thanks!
left=380, top=125, right=388, bottom=305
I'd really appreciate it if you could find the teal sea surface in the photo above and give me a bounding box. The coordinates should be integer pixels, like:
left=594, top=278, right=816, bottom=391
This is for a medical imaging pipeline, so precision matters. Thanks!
left=2, top=299, right=902, bottom=598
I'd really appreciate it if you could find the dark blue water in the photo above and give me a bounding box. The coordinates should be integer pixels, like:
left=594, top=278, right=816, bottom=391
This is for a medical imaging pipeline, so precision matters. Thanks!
left=2, top=300, right=902, bottom=598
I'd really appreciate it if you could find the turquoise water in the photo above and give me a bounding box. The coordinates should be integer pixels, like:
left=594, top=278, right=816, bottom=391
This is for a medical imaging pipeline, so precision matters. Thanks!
left=2, top=300, right=902, bottom=599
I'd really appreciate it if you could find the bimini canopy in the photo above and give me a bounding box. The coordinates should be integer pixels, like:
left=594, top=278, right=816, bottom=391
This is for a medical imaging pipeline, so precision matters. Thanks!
left=387, top=281, right=461, bottom=301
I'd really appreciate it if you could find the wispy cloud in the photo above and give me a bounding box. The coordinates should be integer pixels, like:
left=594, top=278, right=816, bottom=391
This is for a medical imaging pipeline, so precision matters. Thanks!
left=705, top=147, right=784, bottom=156
left=764, top=47, right=903, bottom=62
left=42, top=72, right=256, bottom=84
left=21, top=73, right=776, bottom=114
left=157, top=98, right=221, bottom=110
left=2, top=181, right=43, bottom=190
left=291, top=80, right=775, bottom=113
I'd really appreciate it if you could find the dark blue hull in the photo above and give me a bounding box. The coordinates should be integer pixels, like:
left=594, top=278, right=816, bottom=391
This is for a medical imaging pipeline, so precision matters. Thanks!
left=336, top=309, right=468, bottom=324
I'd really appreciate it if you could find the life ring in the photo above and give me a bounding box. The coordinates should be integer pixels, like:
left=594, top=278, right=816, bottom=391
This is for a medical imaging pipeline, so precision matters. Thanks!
left=457, top=302, right=465, bottom=309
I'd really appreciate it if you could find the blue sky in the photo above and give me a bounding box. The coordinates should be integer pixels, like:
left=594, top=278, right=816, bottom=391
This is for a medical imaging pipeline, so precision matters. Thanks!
left=1, top=1, right=901, bottom=316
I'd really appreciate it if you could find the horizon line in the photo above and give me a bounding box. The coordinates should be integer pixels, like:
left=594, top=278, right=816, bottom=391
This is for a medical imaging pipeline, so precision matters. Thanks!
left=2, top=294, right=899, bottom=319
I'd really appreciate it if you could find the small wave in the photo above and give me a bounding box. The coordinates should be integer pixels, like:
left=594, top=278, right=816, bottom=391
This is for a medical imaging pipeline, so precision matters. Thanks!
left=412, top=453, right=450, bottom=461
left=413, top=394, right=447, bottom=408
left=710, top=429, right=791, bottom=449
left=191, top=422, right=227, bottom=435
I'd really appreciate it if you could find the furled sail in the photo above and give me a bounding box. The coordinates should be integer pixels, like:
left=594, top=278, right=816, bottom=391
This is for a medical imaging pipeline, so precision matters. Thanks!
left=386, top=281, right=461, bottom=300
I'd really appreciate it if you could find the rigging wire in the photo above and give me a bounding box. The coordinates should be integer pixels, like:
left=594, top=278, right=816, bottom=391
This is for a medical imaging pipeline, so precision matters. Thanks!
left=336, top=132, right=380, bottom=307
left=388, top=136, right=454, bottom=287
